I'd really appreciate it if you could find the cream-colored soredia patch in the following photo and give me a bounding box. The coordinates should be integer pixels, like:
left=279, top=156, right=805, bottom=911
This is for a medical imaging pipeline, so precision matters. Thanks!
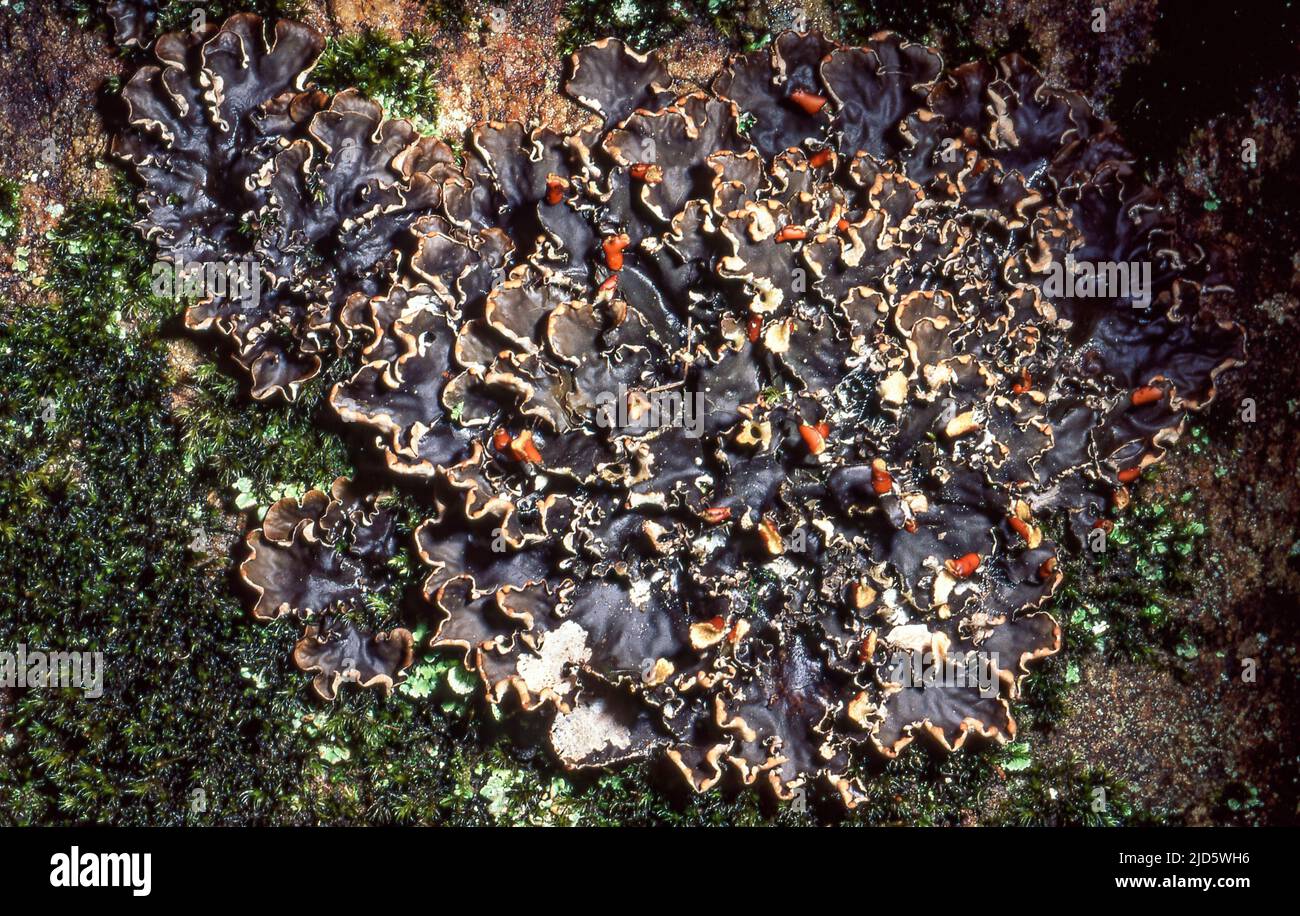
left=516, top=619, right=591, bottom=696
left=887, top=623, right=950, bottom=657
left=550, top=696, right=634, bottom=764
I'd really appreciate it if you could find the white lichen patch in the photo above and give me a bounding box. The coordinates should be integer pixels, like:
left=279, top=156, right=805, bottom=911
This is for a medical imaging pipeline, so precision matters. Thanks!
left=629, top=577, right=652, bottom=608
left=549, top=696, right=634, bottom=765
left=885, top=623, right=951, bottom=659
left=517, top=619, right=590, bottom=696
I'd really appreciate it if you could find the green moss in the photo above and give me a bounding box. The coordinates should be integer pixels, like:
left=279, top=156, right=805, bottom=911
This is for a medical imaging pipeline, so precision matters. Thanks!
left=1047, top=491, right=1207, bottom=664
left=558, top=0, right=774, bottom=56
left=0, top=183, right=456, bottom=825
left=152, top=1, right=308, bottom=36
left=1214, top=781, right=1266, bottom=826
left=838, top=750, right=997, bottom=825
left=421, top=0, right=474, bottom=34
left=0, top=178, right=19, bottom=246
left=836, top=0, right=1027, bottom=65
left=313, top=30, right=440, bottom=132
left=994, top=755, right=1146, bottom=826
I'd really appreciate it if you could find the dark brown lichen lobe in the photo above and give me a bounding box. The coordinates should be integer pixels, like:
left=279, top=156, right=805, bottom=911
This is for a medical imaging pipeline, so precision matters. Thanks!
left=239, top=478, right=413, bottom=700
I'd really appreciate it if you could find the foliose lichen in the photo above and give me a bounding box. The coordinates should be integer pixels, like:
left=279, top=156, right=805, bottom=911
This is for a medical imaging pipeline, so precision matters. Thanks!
left=114, top=14, right=1243, bottom=806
